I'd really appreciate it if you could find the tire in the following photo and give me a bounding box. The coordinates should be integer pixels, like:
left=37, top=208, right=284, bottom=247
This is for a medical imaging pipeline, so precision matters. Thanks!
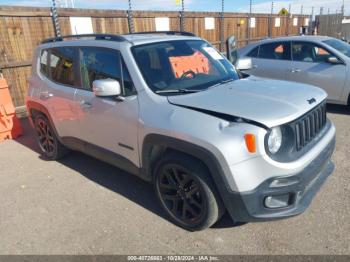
left=153, top=152, right=225, bottom=231
left=34, top=114, right=69, bottom=160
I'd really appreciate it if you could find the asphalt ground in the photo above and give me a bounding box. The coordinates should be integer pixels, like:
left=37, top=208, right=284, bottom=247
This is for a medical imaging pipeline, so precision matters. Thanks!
left=0, top=104, right=349, bottom=255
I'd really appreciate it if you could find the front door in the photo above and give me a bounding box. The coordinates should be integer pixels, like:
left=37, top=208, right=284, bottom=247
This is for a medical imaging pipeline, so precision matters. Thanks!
left=287, top=41, right=347, bottom=102
left=74, top=47, right=140, bottom=167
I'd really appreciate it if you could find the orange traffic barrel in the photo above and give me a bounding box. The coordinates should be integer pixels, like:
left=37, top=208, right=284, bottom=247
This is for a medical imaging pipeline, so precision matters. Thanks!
left=0, top=75, right=22, bottom=141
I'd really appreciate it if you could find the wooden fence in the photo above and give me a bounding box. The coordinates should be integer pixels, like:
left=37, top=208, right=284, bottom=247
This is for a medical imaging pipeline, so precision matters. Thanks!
left=0, top=6, right=308, bottom=109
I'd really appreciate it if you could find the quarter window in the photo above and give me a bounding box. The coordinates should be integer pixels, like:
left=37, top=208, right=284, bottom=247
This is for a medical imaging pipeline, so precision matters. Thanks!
left=292, top=42, right=332, bottom=63
left=79, top=47, right=135, bottom=96
left=247, top=47, right=259, bottom=58
left=258, top=42, right=290, bottom=60
left=40, top=50, right=49, bottom=76
left=50, top=47, right=76, bottom=86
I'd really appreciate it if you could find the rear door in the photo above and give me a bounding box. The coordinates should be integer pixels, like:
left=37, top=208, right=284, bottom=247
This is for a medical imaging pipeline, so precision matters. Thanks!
left=247, top=41, right=292, bottom=80
left=39, top=46, right=81, bottom=138
left=73, top=47, right=140, bottom=167
left=287, top=41, right=346, bottom=102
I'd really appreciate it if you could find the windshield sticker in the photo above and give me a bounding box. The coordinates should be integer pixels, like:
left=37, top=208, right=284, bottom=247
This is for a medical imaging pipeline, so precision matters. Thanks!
left=203, top=47, right=223, bottom=60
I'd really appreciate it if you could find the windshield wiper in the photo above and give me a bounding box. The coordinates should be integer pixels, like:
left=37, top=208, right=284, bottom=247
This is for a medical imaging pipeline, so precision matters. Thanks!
left=155, top=89, right=202, bottom=94
left=207, top=78, right=235, bottom=90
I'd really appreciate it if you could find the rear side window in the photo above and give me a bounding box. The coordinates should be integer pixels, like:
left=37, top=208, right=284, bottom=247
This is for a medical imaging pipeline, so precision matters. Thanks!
left=50, top=47, right=76, bottom=86
left=258, top=42, right=290, bottom=60
left=78, top=47, right=136, bottom=96
left=247, top=47, right=259, bottom=58
left=40, top=50, right=49, bottom=76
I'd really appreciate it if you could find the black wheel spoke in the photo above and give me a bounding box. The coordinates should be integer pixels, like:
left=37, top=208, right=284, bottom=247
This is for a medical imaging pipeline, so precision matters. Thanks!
left=172, top=167, right=183, bottom=186
left=189, top=198, right=202, bottom=211
left=159, top=182, right=177, bottom=191
left=163, top=194, right=178, bottom=201
left=187, top=184, right=199, bottom=197
left=172, top=198, right=180, bottom=213
left=185, top=201, right=199, bottom=217
left=181, top=203, right=187, bottom=219
left=165, top=170, right=177, bottom=186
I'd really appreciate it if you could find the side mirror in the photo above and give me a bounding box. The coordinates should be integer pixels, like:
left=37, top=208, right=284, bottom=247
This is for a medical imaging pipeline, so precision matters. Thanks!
left=327, top=56, right=342, bottom=65
left=92, top=79, right=122, bottom=97
left=226, top=35, right=238, bottom=64
left=236, top=58, right=253, bottom=71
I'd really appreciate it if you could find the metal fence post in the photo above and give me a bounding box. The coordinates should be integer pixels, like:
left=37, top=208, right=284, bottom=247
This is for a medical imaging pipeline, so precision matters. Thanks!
left=127, top=0, right=135, bottom=33
left=286, top=3, right=291, bottom=36
left=220, top=0, right=225, bottom=52
left=309, top=6, right=314, bottom=34
left=51, top=0, right=61, bottom=37
left=269, top=1, right=274, bottom=38
left=247, top=0, right=252, bottom=44
left=180, top=0, right=185, bottom=31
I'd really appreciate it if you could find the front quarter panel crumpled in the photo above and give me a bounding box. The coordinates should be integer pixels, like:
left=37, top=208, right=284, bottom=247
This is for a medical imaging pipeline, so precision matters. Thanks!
left=137, top=90, right=268, bottom=192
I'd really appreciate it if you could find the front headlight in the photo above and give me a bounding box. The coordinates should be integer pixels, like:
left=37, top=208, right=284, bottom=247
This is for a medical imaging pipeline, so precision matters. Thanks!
left=267, top=127, right=282, bottom=154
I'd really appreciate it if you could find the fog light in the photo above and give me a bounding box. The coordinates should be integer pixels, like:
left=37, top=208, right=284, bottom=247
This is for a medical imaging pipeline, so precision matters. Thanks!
left=264, top=194, right=291, bottom=208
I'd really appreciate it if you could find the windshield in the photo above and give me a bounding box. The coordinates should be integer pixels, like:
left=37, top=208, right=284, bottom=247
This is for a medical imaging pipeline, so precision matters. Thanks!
left=323, top=38, right=350, bottom=58
left=132, top=40, right=239, bottom=94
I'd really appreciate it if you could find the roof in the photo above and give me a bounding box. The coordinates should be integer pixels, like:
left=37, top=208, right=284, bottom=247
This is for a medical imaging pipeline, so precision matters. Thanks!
left=121, top=33, right=201, bottom=45
left=257, top=35, right=333, bottom=44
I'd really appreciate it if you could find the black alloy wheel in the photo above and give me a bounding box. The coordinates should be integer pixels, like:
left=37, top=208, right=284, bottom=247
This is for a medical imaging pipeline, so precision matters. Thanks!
left=154, top=153, right=224, bottom=231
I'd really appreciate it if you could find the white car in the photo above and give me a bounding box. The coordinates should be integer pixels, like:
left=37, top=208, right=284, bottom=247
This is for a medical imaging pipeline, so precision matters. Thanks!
left=237, top=35, right=350, bottom=106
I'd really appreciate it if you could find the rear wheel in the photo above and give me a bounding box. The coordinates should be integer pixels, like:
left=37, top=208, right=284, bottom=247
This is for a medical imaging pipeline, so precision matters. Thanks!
left=154, top=152, right=224, bottom=231
left=34, top=114, right=69, bottom=160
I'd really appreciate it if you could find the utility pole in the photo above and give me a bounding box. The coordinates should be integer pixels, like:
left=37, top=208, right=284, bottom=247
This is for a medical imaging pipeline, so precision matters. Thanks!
left=269, top=1, right=274, bottom=37
left=51, top=0, right=61, bottom=37
left=127, top=0, right=135, bottom=33
left=220, top=0, right=225, bottom=52
left=286, top=3, right=291, bottom=35
left=311, top=6, right=314, bottom=34
left=180, top=0, right=185, bottom=31
left=247, top=0, right=252, bottom=43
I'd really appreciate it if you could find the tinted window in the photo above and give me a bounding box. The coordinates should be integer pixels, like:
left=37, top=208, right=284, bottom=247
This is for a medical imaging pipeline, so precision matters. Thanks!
left=40, top=50, right=49, bottom=76
left=50, top=47, right=76, bottom=86
left=292, top=42, right=332, bottom=63
left=247, top=47, right=259, bottom=58
left=79, top=47, right=135, bottom=96
left=258, top=42, right=290, bottom=60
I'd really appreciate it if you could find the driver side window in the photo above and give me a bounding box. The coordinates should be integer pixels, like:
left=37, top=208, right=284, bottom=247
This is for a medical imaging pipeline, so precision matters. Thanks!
left=78, top=47, right=136, bottom=96
left=292, top=42, right=332, bottom=63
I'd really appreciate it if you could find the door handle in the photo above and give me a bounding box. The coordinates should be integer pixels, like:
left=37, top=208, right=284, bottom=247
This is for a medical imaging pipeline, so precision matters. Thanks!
left=291, top=68, right=301, bottom=73
left=39, top=91, right=53, bottom=100
left=79, top=100, right=92, bottom=109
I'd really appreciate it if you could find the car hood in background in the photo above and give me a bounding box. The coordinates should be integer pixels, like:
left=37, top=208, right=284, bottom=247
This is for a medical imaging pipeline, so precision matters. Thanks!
left=167, top=77, right=327, bottom=128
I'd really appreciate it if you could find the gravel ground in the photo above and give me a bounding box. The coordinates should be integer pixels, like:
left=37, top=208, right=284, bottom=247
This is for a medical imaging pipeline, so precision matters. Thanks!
left=0, top=104, right=349, bottom=255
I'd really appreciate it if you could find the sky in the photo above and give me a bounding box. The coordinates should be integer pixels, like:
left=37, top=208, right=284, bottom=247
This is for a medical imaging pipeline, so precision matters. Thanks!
left=0, top=0, right=349, bottom=15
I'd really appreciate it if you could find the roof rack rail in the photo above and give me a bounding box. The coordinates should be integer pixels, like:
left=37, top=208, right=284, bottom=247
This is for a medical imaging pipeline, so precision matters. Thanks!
left=130, top=31, right=196, bottom=37
left=41, top=34, right=128, bottom=44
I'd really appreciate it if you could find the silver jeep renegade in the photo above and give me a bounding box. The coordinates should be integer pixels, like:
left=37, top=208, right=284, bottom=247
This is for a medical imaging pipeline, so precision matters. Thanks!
left=26, top=32, right=336, bottom=231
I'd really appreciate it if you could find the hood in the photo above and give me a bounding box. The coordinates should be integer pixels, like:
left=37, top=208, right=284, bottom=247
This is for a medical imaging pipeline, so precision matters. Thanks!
left=167, top=77, right=327, bottom=128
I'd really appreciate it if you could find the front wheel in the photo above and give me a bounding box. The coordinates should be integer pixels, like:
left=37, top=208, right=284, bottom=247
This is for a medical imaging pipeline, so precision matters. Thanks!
left=154, top=152, right=224, bottom=231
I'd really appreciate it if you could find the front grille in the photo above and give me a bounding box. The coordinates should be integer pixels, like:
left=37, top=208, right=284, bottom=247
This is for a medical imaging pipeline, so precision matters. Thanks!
left=295, top=102, right=327, bottom=151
